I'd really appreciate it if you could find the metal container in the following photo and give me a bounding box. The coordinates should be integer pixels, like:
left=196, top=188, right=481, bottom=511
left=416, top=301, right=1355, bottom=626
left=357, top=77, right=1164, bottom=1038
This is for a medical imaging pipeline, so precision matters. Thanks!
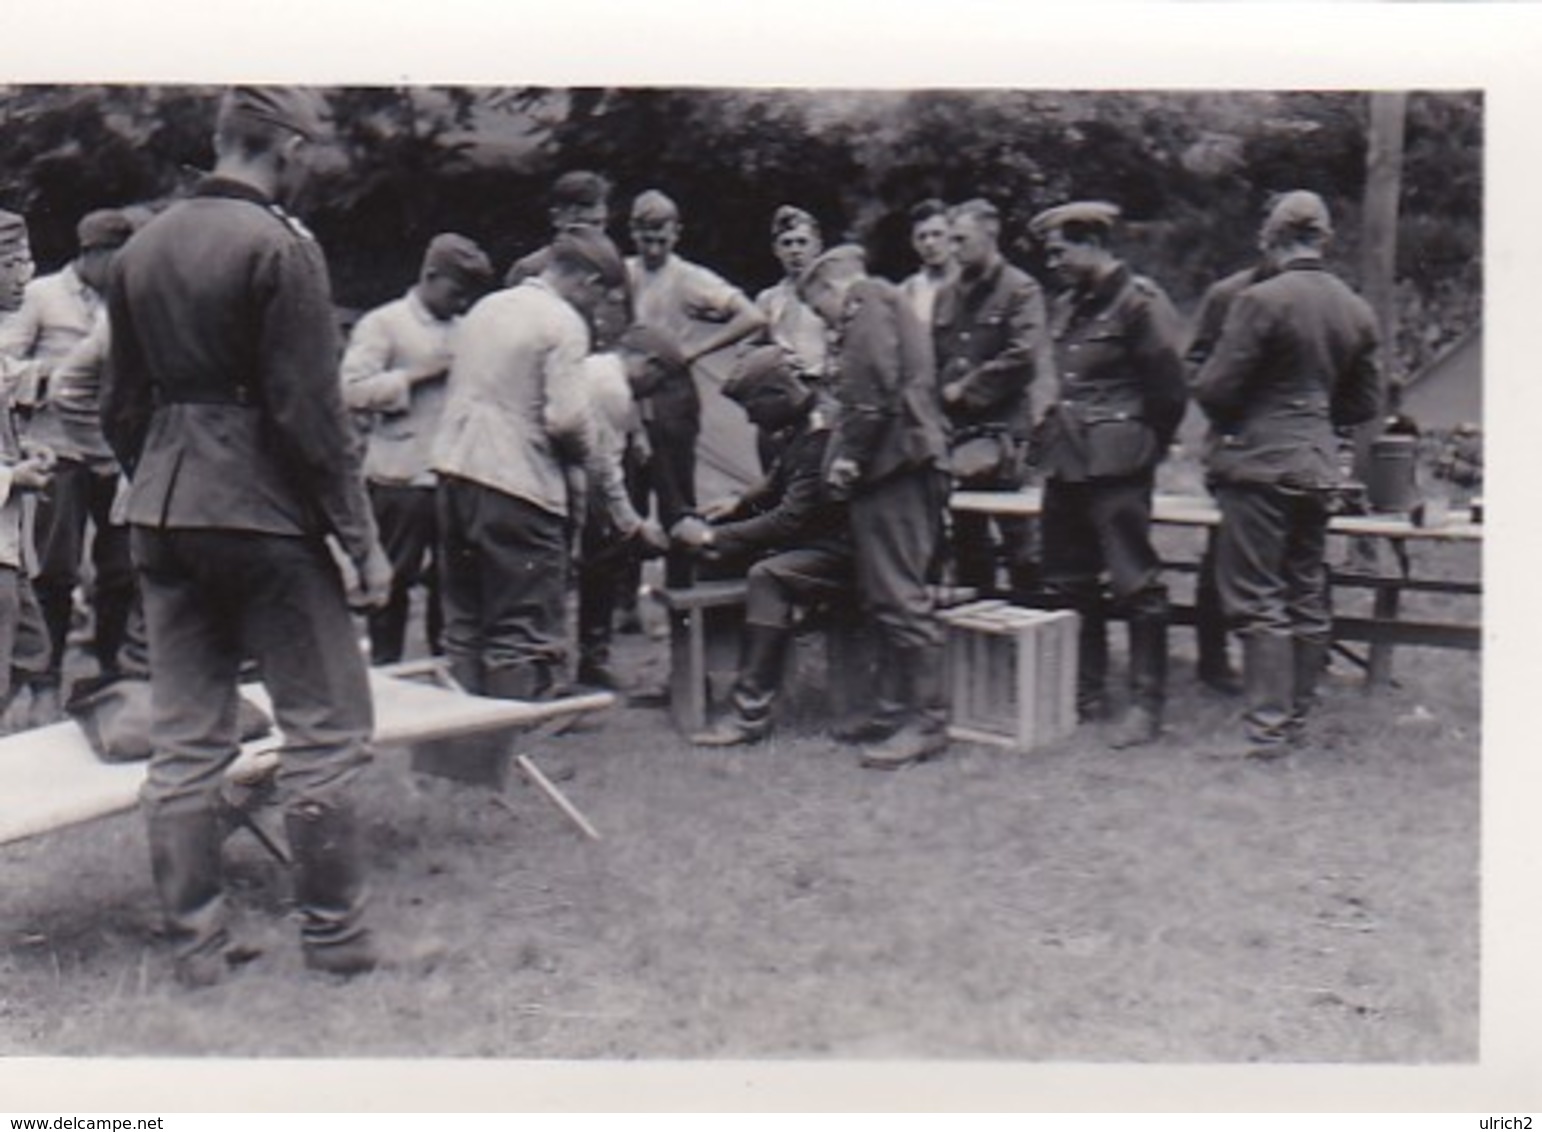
left=1366, top=434, right=1419, bottom=513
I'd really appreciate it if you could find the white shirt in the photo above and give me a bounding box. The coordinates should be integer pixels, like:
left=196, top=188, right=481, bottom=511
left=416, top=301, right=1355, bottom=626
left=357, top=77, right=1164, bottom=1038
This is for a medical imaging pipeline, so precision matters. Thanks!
left=0, top=264, right=102, bottom=451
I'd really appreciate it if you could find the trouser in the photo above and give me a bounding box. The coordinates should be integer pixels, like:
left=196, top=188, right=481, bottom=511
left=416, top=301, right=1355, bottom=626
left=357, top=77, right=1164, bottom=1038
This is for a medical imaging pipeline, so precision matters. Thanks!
left=32, top=458, right=135, bottom=683
left=644, top=418, right=698, bottom=589
left=742, top=545, right=854, bottom=630
left=577, top=485, right=632, bottom=666
left=365, top=482, right=442, bottom=666
left=1195, top=532, right=1234, bottom=675
left=2, top=570, right=51, bottom=706
left=436, top=476, right=568, bottom=700
left=1213, top=483, right=1332, bottom=643
left=615, top=433, right=652, bottom=616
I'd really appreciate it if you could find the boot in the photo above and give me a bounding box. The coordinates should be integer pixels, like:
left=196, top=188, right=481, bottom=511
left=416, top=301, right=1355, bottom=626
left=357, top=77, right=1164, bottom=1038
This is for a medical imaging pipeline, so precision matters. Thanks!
left=833, top=651, right=906, bottom=744
left=1076, top=602, right=1110, bottom=723
left=691, top=624, right=788, bottom=747
left=1289, top=637, right=1329, bottom=744
left=1110, top=612, right=1168, bottom=750
left=1195, top=610, right=1242, bottom=696
left=859, top=644, right=949, bottom=770
left=146, top=804, right=231, bottom=988
left=1238, top=630, right=1296, bottom=759
left=285, top=800, right=377, bottom=977
left=575, top=642, right=623, bottom=691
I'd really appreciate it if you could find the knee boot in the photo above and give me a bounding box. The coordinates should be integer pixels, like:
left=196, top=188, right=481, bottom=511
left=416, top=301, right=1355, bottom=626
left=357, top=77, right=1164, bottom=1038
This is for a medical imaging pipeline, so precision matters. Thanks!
left=1111, top=611, right=1168, bottom=749
left=1289, top=637, right=1329, bottom=744
left=1195, top=590, right=1241, bottom=696
left=833, top=651, right=907, bottom=744
left=146, top=804, right=231, bottom=988
left=1076, top=601, right=1110, bottom=723
left=691, top=624, right=789, bottom=747
left=859, top=643, right=949, bottom=770
left=285, top=800, right=377, bottom=977
left=1240, top=630, right=1296, bottom=759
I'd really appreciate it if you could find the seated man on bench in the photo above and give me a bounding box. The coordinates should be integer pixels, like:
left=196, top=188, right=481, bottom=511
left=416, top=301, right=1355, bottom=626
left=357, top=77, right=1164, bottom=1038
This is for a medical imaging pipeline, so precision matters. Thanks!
left=671, top=346, right=851, bottom=746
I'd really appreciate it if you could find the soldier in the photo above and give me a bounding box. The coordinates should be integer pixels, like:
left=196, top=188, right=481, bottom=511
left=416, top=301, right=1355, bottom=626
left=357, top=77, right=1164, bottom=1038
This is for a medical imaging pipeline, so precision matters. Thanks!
left=674, top=346, right=851, bottom=746
left=1194, top=190, right=1382, bottom=758
left=1029, top=201, right=1188, bottom=749
left=797, top=245, right=952, bottom=769
left=341, top=233, right=494, bottom=666
left=626, top=189, right=767, bottom=587
left=103, top=87, right=392, bottom=985
left=899, top=198, right=957, bottom=327
left=933, top=198, right=1048, bottom=598
left=0, top=209, right=136, bottom=722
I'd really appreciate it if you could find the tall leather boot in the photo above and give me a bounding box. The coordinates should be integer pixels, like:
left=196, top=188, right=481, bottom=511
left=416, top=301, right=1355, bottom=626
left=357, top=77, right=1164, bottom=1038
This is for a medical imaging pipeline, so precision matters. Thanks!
left=833, top=652, right=906, bottom=744
left=145, top=804, right=231, bottom=988
left=1240, top=630, right=1296, bottom=759
left=859, top=643, right=949, bottom=770
left=1076, top=600, right=1110, bottom=723
left=691, top=624, right=789, bottom=747
left=1289, top=637, right=1329, bottom=745
left=285, top=800, right=377, bottom=977
left=1195, top=595, right=1241, bottom=696
left=1110, top=611, right=1168, bottom=749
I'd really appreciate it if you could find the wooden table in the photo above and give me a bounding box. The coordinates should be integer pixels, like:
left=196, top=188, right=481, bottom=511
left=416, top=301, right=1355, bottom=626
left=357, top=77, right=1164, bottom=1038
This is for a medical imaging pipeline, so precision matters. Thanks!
left=951, top=487, right=1482, bottom=687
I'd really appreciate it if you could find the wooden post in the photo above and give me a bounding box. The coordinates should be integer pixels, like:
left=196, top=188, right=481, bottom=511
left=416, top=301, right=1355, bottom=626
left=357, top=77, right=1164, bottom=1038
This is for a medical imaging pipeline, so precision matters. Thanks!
left=1355, top=92, right=1409, bottom=473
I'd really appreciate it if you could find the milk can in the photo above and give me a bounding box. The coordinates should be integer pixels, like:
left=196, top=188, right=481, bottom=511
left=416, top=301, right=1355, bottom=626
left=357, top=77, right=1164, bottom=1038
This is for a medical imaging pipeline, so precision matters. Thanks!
left=1366, top=433, right=1418, bottom=512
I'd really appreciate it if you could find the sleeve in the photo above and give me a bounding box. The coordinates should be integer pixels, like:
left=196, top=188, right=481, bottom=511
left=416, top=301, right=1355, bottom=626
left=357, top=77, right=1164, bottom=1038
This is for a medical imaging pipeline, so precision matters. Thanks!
left=101, top=267, right=155, bottom=474
left=1331, top=313, right=1384, bottom=429
left=339, top=307, right=412, bottom=414
left=1193, top=289, right=1273, bottom=427
left=1132, top=289, right=1190, bottom=448
left=255, top=234, right=378, bottom=562
left=0, top=290, right=45, bottom=406
left=711, top=432, right=831, bottom=557
left=541, top=310, right=599, bottom=469
left=1184, top=282, right=1230, bottom=374
left=830, top=293, right=900, bottom=476
left=682, top=264, right=745, bottom=324
left=0, top=463, right=15, bottom=508
left=47, top=315, right=109, bottom=418
left=951, top=276, right=1046, bottom=413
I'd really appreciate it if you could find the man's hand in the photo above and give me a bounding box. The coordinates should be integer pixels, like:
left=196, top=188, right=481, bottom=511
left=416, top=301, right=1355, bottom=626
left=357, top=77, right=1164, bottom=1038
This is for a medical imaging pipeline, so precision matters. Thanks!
left=941, top=380, right=966, bottom=406
left=632, top=518, right=670, bottom=558
left=669, top=515, right=715, bottom=554
left=825, top=456, right=861, bottom=501
left=349, top=541, right=393, bottom=611
left=699, top=494, right=741, bottom=522
left=10, top=455, right=52, bottom=492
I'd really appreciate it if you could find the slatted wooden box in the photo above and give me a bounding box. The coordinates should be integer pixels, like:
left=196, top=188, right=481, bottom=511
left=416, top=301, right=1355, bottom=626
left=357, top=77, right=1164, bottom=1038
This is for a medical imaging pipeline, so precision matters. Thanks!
left=940, top=600, right=1079, bottom=752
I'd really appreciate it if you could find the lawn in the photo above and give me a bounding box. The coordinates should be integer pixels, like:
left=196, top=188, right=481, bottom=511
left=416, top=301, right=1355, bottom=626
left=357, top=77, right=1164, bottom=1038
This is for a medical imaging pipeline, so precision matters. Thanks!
left=0, top=544, right=1480, bottom=1066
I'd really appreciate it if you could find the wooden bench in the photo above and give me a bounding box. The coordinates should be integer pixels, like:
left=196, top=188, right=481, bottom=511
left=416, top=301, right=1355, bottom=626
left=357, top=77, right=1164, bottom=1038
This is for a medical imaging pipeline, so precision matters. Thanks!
left=657, top=581, right=976, bottom=735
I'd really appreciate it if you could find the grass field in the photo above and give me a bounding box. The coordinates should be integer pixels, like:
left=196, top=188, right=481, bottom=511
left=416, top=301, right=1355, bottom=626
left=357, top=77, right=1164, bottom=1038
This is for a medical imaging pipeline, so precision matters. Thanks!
left=0, top=536, right=1480, bottom=1063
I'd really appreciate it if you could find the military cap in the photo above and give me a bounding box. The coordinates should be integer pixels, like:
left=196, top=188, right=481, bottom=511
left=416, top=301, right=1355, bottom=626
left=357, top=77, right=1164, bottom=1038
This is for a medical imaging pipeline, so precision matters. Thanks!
left=1261, top=190, right=1333, bottom=242
left=617, top=323, right=688, bottom=373
left=216, top=85, right=329, bottom=143
left=76, top=209, right=135, bottom=251
left=630, top=189, right=680, bottom=228
left=1028, top=200, right=1122, bottom=239
left=771, top=205, right=819, bottom=239
left=722, top=345, right=803, bottom=405
left=550, top=229, right=626, bottom=288
left=422, top=232, right=494, bottom=287
left=797, top=243, right=866, bottom=289
left=0, top=210, right=30, bottom=258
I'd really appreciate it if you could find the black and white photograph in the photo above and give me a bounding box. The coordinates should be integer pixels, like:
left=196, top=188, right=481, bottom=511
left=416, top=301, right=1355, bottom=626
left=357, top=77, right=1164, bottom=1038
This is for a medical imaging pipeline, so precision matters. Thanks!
left=0, top=1, right=1534, bottom=1115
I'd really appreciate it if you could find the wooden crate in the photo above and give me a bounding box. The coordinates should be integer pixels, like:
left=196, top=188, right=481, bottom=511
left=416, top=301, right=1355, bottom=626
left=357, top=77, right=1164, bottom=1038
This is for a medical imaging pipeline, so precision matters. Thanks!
left=940, top=601, right=1079, bottom=752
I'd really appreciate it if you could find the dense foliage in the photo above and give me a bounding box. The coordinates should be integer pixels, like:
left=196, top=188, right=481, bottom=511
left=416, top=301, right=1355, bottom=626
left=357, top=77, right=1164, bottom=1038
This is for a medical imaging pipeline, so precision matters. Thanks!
left=0, top=86, right=1481, bottom=378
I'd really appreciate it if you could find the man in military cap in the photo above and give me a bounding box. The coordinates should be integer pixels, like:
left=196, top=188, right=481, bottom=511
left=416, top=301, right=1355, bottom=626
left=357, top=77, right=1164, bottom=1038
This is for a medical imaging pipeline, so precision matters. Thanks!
left=754, top=205, right=829, bottom=386
left=433, top=228, right=628, bottom=703
left=0, top=210, right=56, bottom=725
left=103, top=86, right=392, bottom=986
left=342, top=232, right=494, bottom=666
left=627, top=189, right=767, bottom=587
left=1194, top=190, right=1381, bottom=759
left=672, top=345, right=851, bottom=746
left=1029, top=200, right=1188, bottom=749
left=933, top=198, right=1049, bottom=599
left=798, top=244, right=952, bottom=769
left=0, top=208, right=137, bottom=721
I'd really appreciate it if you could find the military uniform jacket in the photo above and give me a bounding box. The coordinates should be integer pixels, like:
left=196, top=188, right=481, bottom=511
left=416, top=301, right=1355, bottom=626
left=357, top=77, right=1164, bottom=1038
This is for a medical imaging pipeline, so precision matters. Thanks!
left=711, top=400, right=848, bottom=560
left=932, top=256, right=1047, bottom=440
left=102, top=176, right=376, bottom=562
left=1194, top=258, right=1382, bottom=491
left=1037, top=264, right=1187, bottom=483
left=828, top=277, right=949, bottom=491
left=1185, top=263, right=1271, bottom=372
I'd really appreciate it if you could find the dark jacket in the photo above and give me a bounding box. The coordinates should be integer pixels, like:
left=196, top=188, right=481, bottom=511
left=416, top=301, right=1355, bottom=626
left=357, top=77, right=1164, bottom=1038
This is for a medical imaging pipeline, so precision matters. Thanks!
left=827, top=276, right=949, bottom=490
left=932, top=256, right=1048, bottom=439
left=1037, top=263, right=1188, bottom=483
left=711, top=398, right=847, bottom=559
left=1195, top=257, right=1382, bottom=491
left=102, top=176, right=376, bottom=561
left=1185, top=263, right=1272, bottom=372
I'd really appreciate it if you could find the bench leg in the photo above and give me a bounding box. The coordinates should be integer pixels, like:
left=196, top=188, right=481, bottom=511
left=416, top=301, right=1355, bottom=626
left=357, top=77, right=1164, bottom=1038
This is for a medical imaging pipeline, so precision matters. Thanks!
left=1366, top=583, right=1402, bottom=690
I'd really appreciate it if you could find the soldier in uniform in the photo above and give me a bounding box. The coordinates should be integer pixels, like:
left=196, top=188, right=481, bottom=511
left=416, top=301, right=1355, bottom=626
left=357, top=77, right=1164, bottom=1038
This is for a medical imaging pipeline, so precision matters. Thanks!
left=933, top=198, right=1048, bottom=598
left=673, top=346, right=851, bottom=746
left=1029, top=201, right=1188, bottom=749
left=797, top=245, right=952, bottom=770
left=341, top=233, right=494, bottom=666
left=102, top=87, right=392, bottom=985
left=1194, top=191, right=1381, bottom=758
